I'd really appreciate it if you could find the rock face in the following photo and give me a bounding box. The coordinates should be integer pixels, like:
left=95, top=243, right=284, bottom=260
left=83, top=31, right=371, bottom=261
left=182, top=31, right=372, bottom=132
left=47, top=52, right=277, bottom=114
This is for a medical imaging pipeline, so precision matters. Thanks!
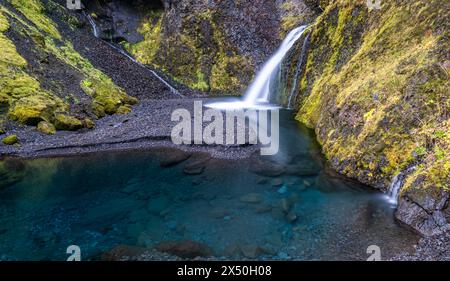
left=86, top=0, right=318, bottom=94
left=290, top=0, right=449, bottom=236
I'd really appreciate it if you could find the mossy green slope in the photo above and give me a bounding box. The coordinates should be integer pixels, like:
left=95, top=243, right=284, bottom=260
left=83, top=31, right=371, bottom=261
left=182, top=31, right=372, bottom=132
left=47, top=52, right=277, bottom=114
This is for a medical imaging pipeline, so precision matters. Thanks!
left=0, top=0, right=138, bottom=134
left=294, top=0, right=449, bottom=195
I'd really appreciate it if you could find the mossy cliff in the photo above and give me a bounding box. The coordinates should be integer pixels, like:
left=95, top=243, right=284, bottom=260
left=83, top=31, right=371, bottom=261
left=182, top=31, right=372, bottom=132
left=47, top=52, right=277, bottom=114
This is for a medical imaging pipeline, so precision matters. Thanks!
left=0, top=0, right=137, bottom=136
left=292, top=0, right=449, bottom=235
left=120, top=0, right=317, bottom=94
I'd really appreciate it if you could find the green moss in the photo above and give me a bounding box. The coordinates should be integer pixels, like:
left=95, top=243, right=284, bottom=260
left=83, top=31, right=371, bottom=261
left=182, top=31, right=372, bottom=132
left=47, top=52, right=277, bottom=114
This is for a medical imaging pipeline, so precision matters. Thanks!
left=1, top=3, right=138, bottom=124
left=2, top=134, right=18, bottom=145
left=116, top=105, right=132, bottom=115
left=8, top=0, right=61, bottom=39
left=37, top=121, right=56, bottom=135
left=293, top=0, right=449, bottom=191
left=83, top=118, right=95, bottom=129
left=126, top=8, right=253, bottom=94
left=54, top=114, right=83, bottom=131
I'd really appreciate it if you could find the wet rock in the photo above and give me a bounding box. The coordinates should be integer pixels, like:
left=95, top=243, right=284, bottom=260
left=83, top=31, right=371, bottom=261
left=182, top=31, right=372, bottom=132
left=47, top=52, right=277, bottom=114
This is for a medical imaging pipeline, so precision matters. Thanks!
left=257, top=178, right=268, bottom=185
left=183, top=153, right=211, bottom=175
left=239, top=244, right=265, bottom=259
left=277, top=185, right=288, bottom=194
left=240, top=193, right=264, bottom=203
left=255, top=203, right=272, bottom=214
left=286, top=211, right=298, bottom=223
left=285, top=165, right=319, bottom=177
left=280, top=198, right=292, bottom=213
left=249, top=157, right=285, bottom=177
left=159, top=149, right=192, bottom=168
left=271, top=178, right=283, bottom=187
left=146, top=195, right=170, bottom=215
left=210, top=207, right=231, bottom=219
left=102, top=245, right=146, bottom=261
left=271, top=208, right=285, bottom=220
left=154, top=240, right=212, bottom=258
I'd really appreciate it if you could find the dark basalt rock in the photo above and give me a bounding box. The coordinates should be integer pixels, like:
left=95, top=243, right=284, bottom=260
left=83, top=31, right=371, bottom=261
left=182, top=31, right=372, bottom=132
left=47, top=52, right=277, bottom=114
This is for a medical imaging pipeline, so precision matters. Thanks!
left=159, top=148, right=192, bottom=167
left=154, top=240, right=213, bottom=258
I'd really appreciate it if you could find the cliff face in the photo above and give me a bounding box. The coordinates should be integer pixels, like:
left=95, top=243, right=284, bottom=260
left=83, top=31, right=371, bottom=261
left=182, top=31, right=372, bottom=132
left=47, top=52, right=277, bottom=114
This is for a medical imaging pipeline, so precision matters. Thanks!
left=107, top=0, right=318, bottom=94
left=291, top=0, right=449, bottom=235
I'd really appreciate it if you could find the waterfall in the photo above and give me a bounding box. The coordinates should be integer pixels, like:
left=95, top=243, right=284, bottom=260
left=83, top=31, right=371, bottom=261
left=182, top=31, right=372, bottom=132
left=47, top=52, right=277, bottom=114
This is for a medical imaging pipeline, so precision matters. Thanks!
left=388, top=166, right=416, bottom=205
left=287, top=34, right=309, bottom=109
left=84, top=12, right=99, bottom=38
left=206, top=26, right=307, bottom=110
left=244, top=25, right=307, bottom=104
left=83, top=11, right=182, bottom=97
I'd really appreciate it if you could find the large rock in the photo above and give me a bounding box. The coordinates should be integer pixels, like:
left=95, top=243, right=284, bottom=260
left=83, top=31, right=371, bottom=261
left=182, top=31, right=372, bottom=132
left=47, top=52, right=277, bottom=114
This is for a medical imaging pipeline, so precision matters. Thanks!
left=159, top=149, right=192, bottom=168
left=396, top=186, right=450, bottom=236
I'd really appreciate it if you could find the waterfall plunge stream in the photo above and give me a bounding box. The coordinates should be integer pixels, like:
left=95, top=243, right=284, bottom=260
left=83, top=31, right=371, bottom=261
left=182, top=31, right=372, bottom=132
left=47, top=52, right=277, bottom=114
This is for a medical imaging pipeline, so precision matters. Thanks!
left=206, top=26, right=308, bottom=110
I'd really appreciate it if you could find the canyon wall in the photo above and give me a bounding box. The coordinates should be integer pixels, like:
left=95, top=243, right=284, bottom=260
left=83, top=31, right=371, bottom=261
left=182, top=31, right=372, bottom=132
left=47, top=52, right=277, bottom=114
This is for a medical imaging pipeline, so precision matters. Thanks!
left=291, top=0, right=449, bottom=235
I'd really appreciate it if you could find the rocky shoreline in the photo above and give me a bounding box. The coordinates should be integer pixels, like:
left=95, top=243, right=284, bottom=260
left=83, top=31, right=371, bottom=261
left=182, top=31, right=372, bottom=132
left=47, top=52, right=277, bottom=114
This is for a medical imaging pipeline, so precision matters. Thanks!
left=0, top=98, right=259, bottom=160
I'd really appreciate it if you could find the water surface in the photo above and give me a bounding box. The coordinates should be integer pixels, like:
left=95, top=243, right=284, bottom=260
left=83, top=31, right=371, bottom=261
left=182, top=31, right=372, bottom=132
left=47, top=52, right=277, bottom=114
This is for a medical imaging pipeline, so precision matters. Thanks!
left=0, top=111, right=418, bottom=260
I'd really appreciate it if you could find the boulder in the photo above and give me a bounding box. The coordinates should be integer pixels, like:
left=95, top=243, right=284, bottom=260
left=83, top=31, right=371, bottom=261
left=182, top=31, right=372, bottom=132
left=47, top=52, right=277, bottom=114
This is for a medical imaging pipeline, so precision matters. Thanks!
left=54, top=114, right=83, bottom=131
left=37, top=121, right=56, bottom=135
left=2, top=134, right=18, bottom=145
left=159, top=149, right=192, bottom=167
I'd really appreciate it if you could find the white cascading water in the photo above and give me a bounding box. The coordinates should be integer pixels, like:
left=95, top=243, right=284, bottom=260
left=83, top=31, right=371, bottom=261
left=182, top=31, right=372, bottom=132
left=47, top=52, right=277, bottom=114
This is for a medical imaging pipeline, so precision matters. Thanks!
left=83, top=12, right=182, bottom=97
left=387, top=166, right=416, bottom=205
left=206, top=25, right=308, bottom=110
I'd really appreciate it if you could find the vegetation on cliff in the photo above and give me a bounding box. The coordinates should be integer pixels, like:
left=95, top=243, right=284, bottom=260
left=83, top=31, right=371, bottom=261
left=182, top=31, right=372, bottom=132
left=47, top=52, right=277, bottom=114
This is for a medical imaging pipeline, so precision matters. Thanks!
left=0, top=0, right=137, bottom=135
left=293, top=0, right=449, bottom=197
left=125, top=8, right=254, bottom=94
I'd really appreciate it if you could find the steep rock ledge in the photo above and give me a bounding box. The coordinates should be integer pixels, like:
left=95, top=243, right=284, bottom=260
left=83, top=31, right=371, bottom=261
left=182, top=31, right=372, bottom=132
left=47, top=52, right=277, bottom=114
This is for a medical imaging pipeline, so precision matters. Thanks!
left=291, top=0, right=449, bottom=235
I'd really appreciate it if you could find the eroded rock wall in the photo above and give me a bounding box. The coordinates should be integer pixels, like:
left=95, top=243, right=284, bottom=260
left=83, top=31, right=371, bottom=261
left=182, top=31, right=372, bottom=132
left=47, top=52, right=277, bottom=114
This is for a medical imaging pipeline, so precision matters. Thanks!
left=291, top=0, right=449, bottom=235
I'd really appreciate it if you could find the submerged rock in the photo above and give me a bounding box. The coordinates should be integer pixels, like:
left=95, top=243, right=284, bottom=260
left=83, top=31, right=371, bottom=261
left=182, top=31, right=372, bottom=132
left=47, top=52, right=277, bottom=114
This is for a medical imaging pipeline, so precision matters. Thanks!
left=159, top=149, right=192, bottom=168
left=154, top=240, right=212, bottom=259
left=240, top=193, right=264, bottom=203
left=249, top=158, right=285, bottom=177
left=102, top=245, right=147, bottom=261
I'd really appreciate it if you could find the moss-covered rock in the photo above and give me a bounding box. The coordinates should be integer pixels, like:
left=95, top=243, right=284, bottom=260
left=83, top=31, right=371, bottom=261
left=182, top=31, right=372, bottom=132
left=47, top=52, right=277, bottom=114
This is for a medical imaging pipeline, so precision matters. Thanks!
left=1, top=0, right=138, bottom=130
left=54, top=114, right=83, bottom=131
left=2, top=134, right=18, bottom=145
left=37, top=121, right=56, bottom=135
left=116, top=105, right=132, bottom=115
left=83, top=118, right=95, bottom=129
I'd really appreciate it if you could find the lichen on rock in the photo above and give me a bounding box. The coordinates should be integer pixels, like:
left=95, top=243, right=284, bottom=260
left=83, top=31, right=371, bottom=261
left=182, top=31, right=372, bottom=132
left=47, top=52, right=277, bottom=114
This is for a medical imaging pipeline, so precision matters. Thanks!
left=291, top=0, right=449, bottom=235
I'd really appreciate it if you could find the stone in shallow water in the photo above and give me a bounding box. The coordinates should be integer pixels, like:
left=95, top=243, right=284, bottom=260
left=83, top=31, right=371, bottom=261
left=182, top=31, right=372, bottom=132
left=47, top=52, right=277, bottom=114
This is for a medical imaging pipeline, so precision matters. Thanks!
left=286, top=211, right=298, bottom=223
left=102, top=245, right=146, bottom=261
left=271, top=178, right=283, bottom=187
left=249, top=157, right=285, bottom=177
left=159, top=149, right=192, bottom=168
left=154, top=240, right=212, bottom=259
left=255, top=203, right=272, bottom=214
left=210, top=207, right=231, bottom=219
left=240, top=193, right=264, bottom=203
left=183, top=153, right=211, bottom=175
left=146, top=195, right=170, bottom=215
left=239, top=244, right=264, bottom=259
left=277, top=185, right=288, bottom=194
